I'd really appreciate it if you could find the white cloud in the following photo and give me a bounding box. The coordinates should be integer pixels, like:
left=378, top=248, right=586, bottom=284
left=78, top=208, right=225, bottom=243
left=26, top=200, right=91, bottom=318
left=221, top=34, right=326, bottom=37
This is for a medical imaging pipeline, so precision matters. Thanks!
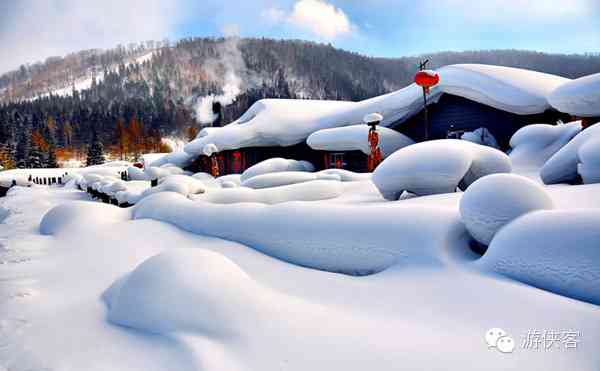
left=262, top=0, right=355, bottom=40
left=0, top=0, right=186, bottom=74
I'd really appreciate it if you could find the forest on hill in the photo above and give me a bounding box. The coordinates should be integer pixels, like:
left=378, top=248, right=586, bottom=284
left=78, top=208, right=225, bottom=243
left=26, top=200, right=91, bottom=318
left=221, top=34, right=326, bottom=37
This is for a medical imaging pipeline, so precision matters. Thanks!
left=1, top=37, right=599, bottom=169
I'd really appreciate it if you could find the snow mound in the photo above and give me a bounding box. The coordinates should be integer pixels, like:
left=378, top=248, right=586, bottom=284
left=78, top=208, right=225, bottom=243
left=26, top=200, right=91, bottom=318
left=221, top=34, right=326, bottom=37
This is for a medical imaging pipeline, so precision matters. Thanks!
left=540, top=123, right=600, bottom=184
left=548, top=72, right=600, bottom=117
left=104, top=249, right=259, bottom=335
left=114, top=181, right=151, bottom=205
left=40, top=201, right=129, bottom=235
left=461, top=127, right=499, bottom=149
left=372, top=140, right=511, bottom=199
left=145, top=165, right=187, bottom=181
left=240, top=158, right=315, bottom=182
left=577, top=138, right=600, bottom=184
left=193, top=180, right=343, bottom=204
left=316, top=169, right=371, bottom=182
left=240, top=171, right=341, bottom=189
left=307, top=125, right=414, bottom=157
left=126, top=166, right=149, bottom=181
left=509, top=122, right=582, bottom=169
left=460, top=174, right=554, bottom=245
left=140, top=175, right=206, bottom=199
left=216, top=174, right=242, bottom=187
left=478, top=209, right=600, bottom=305
left=202, top=143, right=218, bottom=156
left=191, top=172, right=220, bottom=188
left=133, top=192, right=462, bottom=274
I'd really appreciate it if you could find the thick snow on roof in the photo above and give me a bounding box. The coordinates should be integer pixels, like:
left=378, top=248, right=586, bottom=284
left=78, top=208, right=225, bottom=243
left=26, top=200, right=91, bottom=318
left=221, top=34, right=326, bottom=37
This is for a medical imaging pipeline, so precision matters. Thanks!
left=548, top=72, right=600, bottom=117
left=307, top=125, right=414, bottom=157
left=184, top=64, right=570, bottom=157
left=184, top=99, right=355, bottom=156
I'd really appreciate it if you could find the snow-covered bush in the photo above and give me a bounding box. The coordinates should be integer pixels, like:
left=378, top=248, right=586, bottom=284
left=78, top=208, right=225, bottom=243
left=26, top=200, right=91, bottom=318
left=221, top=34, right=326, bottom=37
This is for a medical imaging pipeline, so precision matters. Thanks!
left=540, top=123, right=600, bottom=184
left=145, top=165, right=187, bottom=181
left=460, top=174, right=554, bottom=245
left=478, top=209, right=600, bottom=305
left=114, top=181, right=151, bottom=205
left=372, top=140, right=511, bottom=200
left=240, top=158, right=315, bottom=182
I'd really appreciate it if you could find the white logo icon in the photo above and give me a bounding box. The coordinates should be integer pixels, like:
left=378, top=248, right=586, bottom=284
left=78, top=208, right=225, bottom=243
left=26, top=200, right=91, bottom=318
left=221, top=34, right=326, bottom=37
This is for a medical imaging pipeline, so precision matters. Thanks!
left=485, top=328, right=515, bottom=353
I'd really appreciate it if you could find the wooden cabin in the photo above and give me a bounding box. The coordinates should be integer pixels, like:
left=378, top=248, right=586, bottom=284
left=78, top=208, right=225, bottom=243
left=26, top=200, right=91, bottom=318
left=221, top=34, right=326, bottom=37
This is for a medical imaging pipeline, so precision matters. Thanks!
left=395, top=94, right=570, bottom=150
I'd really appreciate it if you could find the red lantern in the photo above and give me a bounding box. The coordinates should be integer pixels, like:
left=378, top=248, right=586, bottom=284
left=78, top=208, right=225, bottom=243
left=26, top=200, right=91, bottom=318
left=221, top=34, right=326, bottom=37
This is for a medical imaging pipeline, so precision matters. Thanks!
left=415, top=70, right=440, bottom=94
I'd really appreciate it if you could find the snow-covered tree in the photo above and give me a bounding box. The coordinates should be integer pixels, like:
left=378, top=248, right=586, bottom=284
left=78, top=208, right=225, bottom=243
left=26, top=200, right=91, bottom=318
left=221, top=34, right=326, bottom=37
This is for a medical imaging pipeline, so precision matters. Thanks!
left=15, top=131, right=30, bottom=168
left=28, top=143, right=45, bottom=168
left=86, top=130, right=105, bottom=166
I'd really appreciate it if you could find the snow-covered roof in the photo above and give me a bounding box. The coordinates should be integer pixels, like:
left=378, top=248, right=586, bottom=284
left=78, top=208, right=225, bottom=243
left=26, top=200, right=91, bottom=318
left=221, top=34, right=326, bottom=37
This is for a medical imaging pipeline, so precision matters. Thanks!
left=306, top=125, right=414, bottom=157
left=548, top=72, right=600, bottom=117
left=184, top=64, right=571, bottom=157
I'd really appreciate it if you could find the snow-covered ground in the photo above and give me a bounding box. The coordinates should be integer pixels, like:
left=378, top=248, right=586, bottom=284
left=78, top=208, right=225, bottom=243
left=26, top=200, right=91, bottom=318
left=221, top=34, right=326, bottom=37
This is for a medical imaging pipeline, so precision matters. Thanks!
left=1, top=129, right=600, bottom=370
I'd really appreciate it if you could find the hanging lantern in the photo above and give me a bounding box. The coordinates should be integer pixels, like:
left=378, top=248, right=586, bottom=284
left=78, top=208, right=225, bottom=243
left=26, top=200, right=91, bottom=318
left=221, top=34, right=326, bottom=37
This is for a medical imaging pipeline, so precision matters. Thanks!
left=415, top=70, right=440, bottom=94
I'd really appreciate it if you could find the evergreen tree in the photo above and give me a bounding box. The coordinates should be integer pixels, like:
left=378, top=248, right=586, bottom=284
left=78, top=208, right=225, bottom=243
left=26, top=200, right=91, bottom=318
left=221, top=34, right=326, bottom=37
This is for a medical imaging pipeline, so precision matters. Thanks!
left=86, top=130, right=105, bottom=166
left=46, top=145, right=59, bottom=168
left=15, top=131, right=30, bottom=168
left=28, top=143, right=45, bottom=168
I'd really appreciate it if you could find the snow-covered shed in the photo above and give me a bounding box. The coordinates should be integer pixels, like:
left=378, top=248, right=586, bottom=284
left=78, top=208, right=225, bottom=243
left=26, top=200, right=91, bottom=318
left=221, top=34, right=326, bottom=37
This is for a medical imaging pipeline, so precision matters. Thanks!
left=183, top=64, right=577, bottom=174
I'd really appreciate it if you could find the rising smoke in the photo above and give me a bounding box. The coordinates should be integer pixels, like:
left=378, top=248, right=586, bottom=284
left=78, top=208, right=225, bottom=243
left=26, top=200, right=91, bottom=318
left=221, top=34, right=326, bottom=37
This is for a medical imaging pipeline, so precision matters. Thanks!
left=194, top=25, right=247, bottom=126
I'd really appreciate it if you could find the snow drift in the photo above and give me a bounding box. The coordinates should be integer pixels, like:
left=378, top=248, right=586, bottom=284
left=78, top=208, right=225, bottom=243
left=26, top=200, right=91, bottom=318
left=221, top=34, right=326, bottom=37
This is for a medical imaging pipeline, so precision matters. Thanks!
left=133, top=192, right=464, bottom=274
left=478, top=209, right=600, bottom=305
left=372, top=140, right=512, bottom=200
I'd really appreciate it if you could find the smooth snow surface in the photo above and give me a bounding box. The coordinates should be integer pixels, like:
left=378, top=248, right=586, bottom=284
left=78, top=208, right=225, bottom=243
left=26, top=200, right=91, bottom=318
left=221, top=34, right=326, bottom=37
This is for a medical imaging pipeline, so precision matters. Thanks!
left=240, top=158, right=315, bottom=182
left=372, top=140, right=511, bottom=199
left=541, top=123, right=600, bottom=184
left=307, top=125, right=414, bottom=157
left=478, top=209, right=600, bottom=305
left=548, top=72, right=600, bottom=117
left=460, top=174, right=554, bottom=245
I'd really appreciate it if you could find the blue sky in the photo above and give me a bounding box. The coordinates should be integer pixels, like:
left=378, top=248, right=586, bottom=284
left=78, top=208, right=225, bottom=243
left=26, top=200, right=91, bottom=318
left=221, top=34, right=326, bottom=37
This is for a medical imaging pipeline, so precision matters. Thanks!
left=1, top=0, right=599, bottom=73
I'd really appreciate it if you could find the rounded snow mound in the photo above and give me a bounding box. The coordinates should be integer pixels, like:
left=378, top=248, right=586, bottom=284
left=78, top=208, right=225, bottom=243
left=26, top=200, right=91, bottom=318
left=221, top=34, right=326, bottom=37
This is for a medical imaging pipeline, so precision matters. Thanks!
left=145, top=165, right=187, bottom=181
left=460, top=174, right=553, bottom=246
left=104, top=249, right=260, bottom=335
left=478, top=209, right=600, bottom=305
left=240, top=158, right=315, bottom=182
left=40, top=201, right=130, bottom=235
left=242, top=171, right=319, bottom=189
left=216, top=174, right=242, bottom=187
left=540, top=122, right=600, bottom=184
left=194, top=179, right=343, bottom=204
left=127, top=166, right=149, bottom=181
left=372, top=139, right=511, bottom=200
left=141, top=175, right=206, bottom=199
left=548, top=72, right=600, bottom=117
left=509, top=122, right=581, bottom=169
left=577, top=138, right=600, bottom=184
